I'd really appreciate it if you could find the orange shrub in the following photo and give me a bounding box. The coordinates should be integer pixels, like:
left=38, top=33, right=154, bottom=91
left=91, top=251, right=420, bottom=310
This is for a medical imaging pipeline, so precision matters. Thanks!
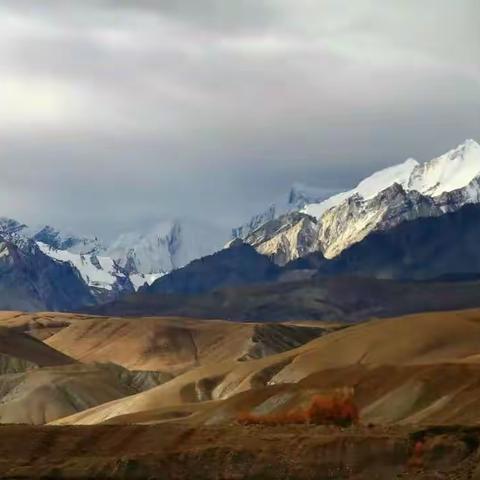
left=236, top=392, right=359, bottom=427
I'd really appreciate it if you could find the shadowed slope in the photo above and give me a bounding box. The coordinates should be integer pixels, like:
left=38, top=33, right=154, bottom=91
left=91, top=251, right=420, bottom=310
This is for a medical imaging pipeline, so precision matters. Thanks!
left=315, top=203, right=480, bottom=280
left=92, top=275, right=480, bottom=323
left=0, top=326, right=74, bottom=369
left=0, top=363, right=171, bottom=425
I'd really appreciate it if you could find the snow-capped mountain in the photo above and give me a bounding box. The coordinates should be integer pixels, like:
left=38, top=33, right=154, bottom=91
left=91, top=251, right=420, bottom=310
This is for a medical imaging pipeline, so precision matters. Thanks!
left=1, top=138, right=478, bottom=311
left=0, top=218, right=105, bottom=254
left=0, top=236, right=95, bottom=311
left=236, top=139, right=480, bottom=264
left=0, top=215, right=227, bottom=303
left=29, top=225, right=104, bottom=254
left=36, top=242, right=135, bottom=301
left=107, top=219, right=230, bottom=274
left=232, top=183, right=335, bottom=239
left=0, top=219, right=159, bottom=299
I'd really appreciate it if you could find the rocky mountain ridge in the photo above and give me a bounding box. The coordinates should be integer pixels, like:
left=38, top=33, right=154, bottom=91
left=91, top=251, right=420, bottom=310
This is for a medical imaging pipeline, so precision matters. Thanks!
left=1, top=138, right=479, bottom=311
left=236, top=139, right=480, bottom=264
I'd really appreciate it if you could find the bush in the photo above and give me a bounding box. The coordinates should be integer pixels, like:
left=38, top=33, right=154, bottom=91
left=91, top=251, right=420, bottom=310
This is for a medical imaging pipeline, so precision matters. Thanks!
left=236, top=392, right=359, bottom=427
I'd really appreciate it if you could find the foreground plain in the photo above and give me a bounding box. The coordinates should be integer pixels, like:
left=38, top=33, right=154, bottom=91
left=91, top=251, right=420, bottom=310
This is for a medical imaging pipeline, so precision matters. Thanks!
left=1, top=423, right=480, bottom=479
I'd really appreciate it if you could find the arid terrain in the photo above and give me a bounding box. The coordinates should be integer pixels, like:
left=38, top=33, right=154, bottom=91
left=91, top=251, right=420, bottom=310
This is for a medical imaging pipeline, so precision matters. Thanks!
left=2, top=423, right=480, bottom=479
left=0, top=309, right=479, bottom=477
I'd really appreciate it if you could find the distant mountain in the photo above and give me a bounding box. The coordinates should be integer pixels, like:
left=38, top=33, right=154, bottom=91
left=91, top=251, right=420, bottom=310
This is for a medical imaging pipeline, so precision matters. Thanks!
left=315, top=202, right=480, bottom=280
left=36, top=243, right=135, bottom=302
left=0, top=218, right=104, bottom=254
left=0, top=237, right=95, bottom=311
left=235, top=139, right=480, bottom=264
left=30, top=225, right=104, bottom=254
left=0, top=216, right=229, bottom=280
left=0, top=216, right=222, bottom=303
left=2, top=139, right=480, bottom=313
left=95, top=202, right=480, bottom=321
left=107, top=218, right=229, bottom=275
left=146, top=239, right=279, bottom=295
left=232, top=182, right=334, bottom=240
left=0, top=215, right=229, bottom=309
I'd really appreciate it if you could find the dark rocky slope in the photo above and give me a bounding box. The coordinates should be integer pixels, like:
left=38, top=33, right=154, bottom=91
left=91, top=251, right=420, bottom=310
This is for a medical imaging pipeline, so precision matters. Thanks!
left=0, top=237, right=95, bottom=311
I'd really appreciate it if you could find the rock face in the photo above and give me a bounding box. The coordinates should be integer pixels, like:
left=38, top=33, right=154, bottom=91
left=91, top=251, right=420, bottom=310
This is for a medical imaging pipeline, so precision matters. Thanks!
left=235, top=139, right=480, bottom=264
left=317, top=183, right=443, bottom=258
left=316, top=202, right=480, bottom=280
left=242, top=212, right=318, bottom=266
left=0, top=237, right=95, bottom=311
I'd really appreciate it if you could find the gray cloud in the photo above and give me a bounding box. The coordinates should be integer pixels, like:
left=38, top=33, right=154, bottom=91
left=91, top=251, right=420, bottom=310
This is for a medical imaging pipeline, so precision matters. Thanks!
left=0, top=0, right=479, bottom=238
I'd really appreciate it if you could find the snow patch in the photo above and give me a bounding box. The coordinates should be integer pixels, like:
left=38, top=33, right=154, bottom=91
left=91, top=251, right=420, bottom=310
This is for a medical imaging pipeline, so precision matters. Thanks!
left=37, top=242, right=122, bottom=291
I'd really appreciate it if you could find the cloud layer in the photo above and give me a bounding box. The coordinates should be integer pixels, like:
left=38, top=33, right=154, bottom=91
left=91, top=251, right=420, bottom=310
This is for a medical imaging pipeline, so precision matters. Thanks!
left=1, top=0, right=479, bottom=237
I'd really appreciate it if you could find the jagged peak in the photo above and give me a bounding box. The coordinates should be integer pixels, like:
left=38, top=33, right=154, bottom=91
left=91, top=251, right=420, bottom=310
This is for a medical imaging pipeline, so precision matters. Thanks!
left=0, top=217, right=27, bottom=237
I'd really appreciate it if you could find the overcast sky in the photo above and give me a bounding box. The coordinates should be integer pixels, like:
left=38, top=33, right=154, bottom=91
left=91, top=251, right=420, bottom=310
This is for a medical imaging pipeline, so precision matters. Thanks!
left=1, top=0, right=479, bottom=238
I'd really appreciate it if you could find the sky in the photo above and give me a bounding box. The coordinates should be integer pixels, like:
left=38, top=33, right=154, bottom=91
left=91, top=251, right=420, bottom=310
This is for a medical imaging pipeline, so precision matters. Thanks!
left=1, top=0, right=479, bottom=239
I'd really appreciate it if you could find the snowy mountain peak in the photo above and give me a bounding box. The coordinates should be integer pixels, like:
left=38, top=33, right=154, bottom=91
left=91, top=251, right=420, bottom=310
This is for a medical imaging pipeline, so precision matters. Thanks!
left=408, top=139, right=480, bottom=197
left=0, top=217, right=27, bottom=237
left=302, top=157, right=419, bottom=219
left=237, top=138, right=480, bottom=265
left=30, top=225, right=104, bottom=255
left=456, top=138, right=480, bottom=153
left=354, top=157, right=419, bottom=199
left=107, top=218, right=229, bottom=274
left=303, top=139, right=480, bottom=219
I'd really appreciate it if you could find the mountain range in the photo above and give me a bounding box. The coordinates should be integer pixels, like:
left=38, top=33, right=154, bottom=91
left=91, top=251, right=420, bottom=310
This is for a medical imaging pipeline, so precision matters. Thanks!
left=0, top=217, right=229, bottom=308
left=2, top=138, right=480, bottom=312
left=237, top=139, right=480, bottom=264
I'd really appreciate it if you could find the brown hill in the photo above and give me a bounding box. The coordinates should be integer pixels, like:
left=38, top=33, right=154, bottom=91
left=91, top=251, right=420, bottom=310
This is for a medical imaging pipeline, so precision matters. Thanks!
left=0, top=311, right=86, bottom=340
left=0, top=314, right=182, bottom=425
left=53, top=308, right=480, bottom=427
left=0, top=324, right=74, bottom=370
left=0, top=363, right=172, bottom=425
left=42, top=315, right=332, bottom=373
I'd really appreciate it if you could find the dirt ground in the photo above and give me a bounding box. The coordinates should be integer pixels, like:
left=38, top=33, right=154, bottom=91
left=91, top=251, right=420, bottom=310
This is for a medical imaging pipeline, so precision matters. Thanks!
left=1, top=423, right=480, bottom=479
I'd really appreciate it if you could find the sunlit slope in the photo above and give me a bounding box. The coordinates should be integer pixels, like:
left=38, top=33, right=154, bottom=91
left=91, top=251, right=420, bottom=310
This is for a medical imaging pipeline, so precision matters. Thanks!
left=43, top=316, right=329, bottom=373
left=54, top=308, right=480, bottom=426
